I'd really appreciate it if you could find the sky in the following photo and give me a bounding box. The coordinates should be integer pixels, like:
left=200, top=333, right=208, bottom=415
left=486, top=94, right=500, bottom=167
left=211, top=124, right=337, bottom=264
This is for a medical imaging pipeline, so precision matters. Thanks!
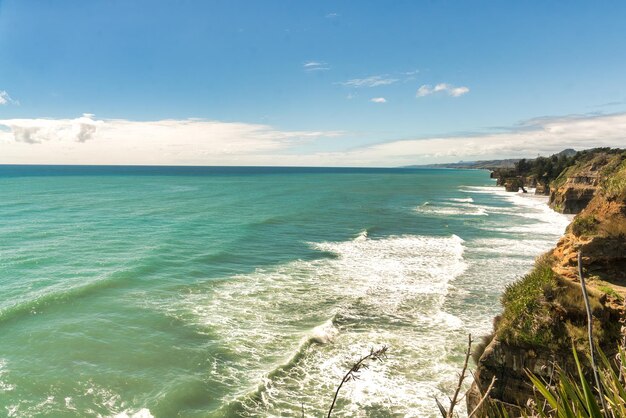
left=0, top=0, right=625, bottom=166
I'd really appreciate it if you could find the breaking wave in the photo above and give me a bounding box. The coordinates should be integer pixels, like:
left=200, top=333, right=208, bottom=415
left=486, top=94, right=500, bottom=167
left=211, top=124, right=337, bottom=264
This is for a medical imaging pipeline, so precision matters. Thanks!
left=163, top=233, right=467, bottom=416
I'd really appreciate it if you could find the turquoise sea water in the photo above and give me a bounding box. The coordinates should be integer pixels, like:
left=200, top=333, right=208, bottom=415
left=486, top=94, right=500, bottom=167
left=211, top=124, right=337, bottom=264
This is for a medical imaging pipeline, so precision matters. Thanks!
left=0, top=167, right=569, bottom=417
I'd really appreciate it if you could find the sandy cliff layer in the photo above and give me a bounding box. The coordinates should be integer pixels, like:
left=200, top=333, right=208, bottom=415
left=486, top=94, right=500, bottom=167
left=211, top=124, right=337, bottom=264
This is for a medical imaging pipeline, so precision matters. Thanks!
left=549, top=158, right=602, bottom=214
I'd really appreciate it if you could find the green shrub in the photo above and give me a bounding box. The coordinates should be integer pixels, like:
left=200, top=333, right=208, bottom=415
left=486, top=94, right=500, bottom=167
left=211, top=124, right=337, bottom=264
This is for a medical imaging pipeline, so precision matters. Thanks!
left=571, top=215, right=598, bottom=237
left=597, top=284, right=622, bottom=301
left=601, top=157, right=626, bottom=201
left=496, top=254, right=612, bottom=351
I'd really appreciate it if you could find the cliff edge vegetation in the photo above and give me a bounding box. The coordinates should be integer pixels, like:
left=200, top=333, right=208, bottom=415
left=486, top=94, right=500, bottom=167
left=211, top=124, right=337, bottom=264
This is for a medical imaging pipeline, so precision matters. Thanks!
left=467, top=148, right=626, bottom=416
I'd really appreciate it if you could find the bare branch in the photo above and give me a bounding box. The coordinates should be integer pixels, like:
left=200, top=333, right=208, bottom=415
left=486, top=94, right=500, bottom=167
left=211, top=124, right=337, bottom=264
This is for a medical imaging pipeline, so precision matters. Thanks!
left=327, top=346, right=388, bottom=418
left=578, top=250, right=608, bottom=413
left=447, top=334, right=473, bottom=417
left=467, top=375, right=497, bottom=418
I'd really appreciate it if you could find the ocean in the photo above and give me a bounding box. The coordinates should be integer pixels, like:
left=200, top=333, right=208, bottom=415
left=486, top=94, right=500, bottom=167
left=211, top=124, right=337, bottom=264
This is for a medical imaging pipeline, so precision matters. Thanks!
left=0, top=166, right=569, bottom=417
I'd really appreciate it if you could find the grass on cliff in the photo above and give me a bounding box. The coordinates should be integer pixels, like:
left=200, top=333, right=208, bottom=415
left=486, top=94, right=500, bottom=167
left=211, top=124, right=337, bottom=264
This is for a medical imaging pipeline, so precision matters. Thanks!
left=496, top=254, right=616, bottom=351
left=497, top=254, right=558, bottom=347
left=600, top=152, right=626, bottom=201
left=597, top=284, right=622, bottom=301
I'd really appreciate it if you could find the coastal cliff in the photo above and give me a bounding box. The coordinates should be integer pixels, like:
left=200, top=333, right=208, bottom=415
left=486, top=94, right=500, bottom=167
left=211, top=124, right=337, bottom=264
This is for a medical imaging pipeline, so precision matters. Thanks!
left=468, top=150, right=626, bottom=416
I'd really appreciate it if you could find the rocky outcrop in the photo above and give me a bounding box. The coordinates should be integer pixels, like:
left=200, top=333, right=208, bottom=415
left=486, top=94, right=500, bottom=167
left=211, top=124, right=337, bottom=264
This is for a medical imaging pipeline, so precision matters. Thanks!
left=468, top=151, right=626, bottom=416
left=499, top=176, right=536, bottom=192
left=491, top=173, right=535, bottom=192
left=504, top=178, right=522, bottom=192
left=534, top=183, right=550, bottom=195
left=524, top=176, right=538, bottom=188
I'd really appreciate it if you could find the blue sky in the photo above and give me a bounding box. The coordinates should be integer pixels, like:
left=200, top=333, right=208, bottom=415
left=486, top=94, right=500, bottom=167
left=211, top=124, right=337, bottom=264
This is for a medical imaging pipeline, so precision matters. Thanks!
left=0, top=1, right=625, bottom=166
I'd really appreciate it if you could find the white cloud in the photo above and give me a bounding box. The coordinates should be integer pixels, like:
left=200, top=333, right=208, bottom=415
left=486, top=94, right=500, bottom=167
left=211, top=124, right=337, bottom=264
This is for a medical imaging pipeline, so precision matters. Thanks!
left=449, top=86, right=470, bottom=97
left=417, top=83, right=470, bottom=97
left=416, top=85, right=432, bottom=97
left=204, top=112, right=626, bottom=167
left=1, top=112, right=625, bottom=167
left=340, top=75, right=399, bottom=88
left=325, top=12, right=339, bottom=18
left=303, top=61, right=330, bottom=71
left=0, top=115, right=342, bottom=165
left=302, top=112, right=626, bottom=166
left=370, top=97, right=387, bottom=103
left=3, top=114, right=100, bottom=144
left=0, top=90, right=16, bottom=105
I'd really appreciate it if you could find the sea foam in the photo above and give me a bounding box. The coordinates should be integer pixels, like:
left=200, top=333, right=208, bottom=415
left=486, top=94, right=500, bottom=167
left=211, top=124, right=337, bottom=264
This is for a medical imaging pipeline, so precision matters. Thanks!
left=166, top=233, right=468, bottom=416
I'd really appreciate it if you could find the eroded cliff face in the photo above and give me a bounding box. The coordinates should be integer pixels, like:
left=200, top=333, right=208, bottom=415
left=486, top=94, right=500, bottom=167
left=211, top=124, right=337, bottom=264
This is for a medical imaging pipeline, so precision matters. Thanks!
left=549, top=186, right=596, bottom=214
left=549, top=172, right=599, bottom=214
left=468, top=152, right=626, bottom=416
left=548, top=152, right=623, bottom=215
left=552, top=204, right=626, bottom=286
left=551, top=153, right=626, bottom=286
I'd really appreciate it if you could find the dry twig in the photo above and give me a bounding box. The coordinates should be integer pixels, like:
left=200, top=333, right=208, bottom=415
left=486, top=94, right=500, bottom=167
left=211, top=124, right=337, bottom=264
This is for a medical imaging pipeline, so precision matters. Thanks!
left=327, top=346, right=388, bottom=418
left=578, top=250, right=608, bottom=414
left=467, top=375, right=496, bottom=418
left=446, top=334, right=473, bottom=417
left=436, top=334, right=497, bottom=418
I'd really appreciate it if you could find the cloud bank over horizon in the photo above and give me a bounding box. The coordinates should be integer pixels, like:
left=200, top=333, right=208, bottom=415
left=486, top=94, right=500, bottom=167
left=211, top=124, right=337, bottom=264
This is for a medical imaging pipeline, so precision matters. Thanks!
left=0, top=112, right=624, bottom=166
left=0, top=115, right=342, bottom=165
